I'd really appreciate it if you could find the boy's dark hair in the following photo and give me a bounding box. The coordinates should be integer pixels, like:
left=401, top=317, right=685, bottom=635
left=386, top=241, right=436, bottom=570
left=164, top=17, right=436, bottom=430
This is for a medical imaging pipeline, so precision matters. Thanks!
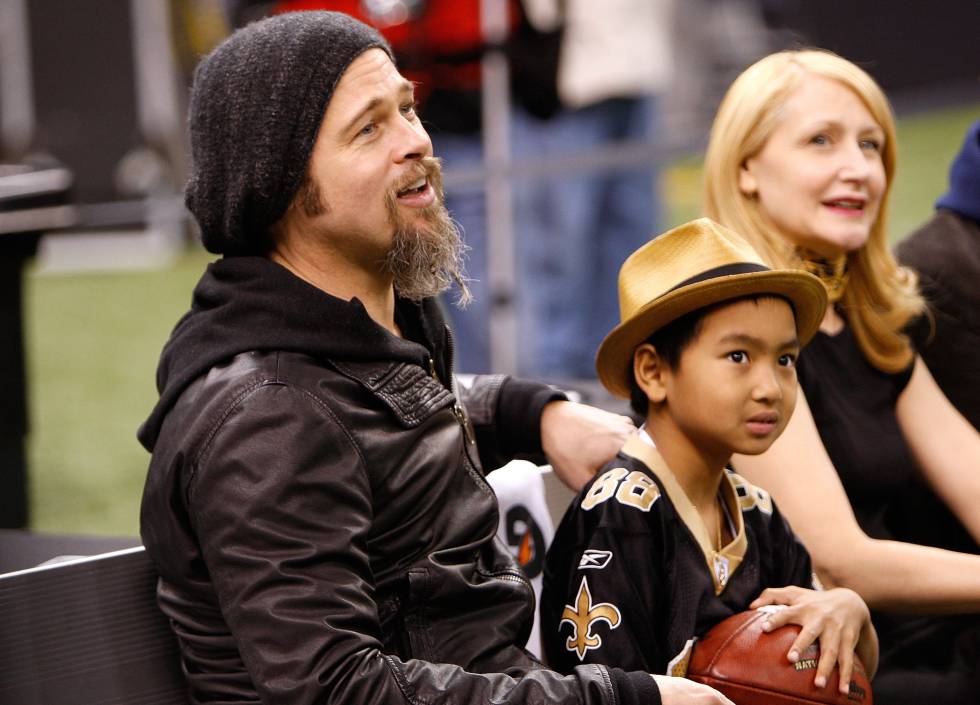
left=629, top=306, right=708, bottom=417
left=628, top=294, right=795, bottom=417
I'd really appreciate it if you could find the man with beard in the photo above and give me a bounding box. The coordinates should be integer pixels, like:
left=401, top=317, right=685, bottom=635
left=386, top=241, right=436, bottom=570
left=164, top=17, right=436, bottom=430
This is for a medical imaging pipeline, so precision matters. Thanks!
left=137, top=11, right=730, bottom=705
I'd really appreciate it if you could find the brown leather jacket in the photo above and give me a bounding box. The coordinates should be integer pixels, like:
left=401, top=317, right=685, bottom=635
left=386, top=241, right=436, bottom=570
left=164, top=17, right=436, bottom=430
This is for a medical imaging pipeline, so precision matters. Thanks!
left=138, top=257, right=658, bottom=705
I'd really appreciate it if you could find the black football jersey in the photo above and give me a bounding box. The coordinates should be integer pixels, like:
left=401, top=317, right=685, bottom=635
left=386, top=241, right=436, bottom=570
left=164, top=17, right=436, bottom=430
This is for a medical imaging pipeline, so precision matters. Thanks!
left=541, top=434, right=815, bottom=676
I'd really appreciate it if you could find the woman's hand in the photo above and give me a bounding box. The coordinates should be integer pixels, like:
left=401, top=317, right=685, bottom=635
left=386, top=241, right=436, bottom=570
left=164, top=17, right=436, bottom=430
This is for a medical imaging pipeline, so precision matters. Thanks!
left=750, top=585, right=878, bottom=694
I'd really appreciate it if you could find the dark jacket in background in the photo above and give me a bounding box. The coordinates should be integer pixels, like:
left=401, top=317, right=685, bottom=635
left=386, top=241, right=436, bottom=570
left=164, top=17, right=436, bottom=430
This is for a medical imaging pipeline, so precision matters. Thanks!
left=138, top=256, right=658, bottom=705
left=897, top=209, right=980, bottom=431
left=897, top=118, right=980, bottom=430
left=892, top=119, right=980, bottom=562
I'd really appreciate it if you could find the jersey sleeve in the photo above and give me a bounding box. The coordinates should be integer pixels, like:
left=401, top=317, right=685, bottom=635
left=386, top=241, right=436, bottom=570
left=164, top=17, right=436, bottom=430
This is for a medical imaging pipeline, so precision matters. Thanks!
left=541, top=463, right=670, bottom=675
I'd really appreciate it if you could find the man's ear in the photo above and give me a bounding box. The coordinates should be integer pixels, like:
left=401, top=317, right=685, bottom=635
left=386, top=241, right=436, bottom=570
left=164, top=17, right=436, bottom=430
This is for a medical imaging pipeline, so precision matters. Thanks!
left=633, top=343, right=668, bottom=405
left=738, top=158, right=758, bottom=197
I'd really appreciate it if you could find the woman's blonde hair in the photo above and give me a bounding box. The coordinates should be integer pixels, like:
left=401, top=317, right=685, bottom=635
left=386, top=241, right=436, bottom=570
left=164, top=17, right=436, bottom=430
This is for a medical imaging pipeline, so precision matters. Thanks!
left=704, top=49, right=923, bottom=373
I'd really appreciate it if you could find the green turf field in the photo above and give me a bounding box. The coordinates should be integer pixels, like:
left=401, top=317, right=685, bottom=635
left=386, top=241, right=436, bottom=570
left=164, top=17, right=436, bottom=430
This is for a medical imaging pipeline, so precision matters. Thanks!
left=23, top=102, right=979, bottom=536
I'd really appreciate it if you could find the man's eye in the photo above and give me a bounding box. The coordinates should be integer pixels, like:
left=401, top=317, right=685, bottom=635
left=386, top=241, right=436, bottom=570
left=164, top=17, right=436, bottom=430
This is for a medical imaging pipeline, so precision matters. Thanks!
left=400, top=101, right=418, bottom=117
left=359, top=122, right=376, bottom=136
left=727, top=351, right=748, bottom=364
left=809, top=134, right=829, bottom=146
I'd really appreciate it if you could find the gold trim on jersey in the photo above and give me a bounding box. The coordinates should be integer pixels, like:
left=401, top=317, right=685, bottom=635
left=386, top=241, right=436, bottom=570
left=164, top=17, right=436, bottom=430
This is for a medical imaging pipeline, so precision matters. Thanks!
left=667, top=638, right=696, bottom=677
left=622, top=434, right=746, bottom=595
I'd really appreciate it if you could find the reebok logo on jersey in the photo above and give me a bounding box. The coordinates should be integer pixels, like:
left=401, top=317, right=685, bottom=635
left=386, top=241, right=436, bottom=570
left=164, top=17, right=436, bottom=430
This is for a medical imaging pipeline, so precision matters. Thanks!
left=578, top=549, right=613, bottom=570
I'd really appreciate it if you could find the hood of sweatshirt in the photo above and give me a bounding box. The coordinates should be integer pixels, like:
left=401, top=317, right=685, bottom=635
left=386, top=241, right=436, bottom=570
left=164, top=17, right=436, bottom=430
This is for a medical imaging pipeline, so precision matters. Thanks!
left=137, top=256, right=450, bottom=451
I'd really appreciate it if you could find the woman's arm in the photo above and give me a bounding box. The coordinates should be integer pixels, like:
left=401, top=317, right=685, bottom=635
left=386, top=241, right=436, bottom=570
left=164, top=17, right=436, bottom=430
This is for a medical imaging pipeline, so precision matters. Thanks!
left=896, top=356, right=980, bottom=543
left=733, top=386, right=980, bottom=613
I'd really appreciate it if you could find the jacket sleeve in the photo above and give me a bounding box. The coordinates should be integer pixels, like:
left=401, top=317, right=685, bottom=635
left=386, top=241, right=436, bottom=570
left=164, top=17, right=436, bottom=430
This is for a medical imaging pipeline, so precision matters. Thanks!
left=188, top=381, right=657, bottom=705
left=458, top=374, right=567, bottom=471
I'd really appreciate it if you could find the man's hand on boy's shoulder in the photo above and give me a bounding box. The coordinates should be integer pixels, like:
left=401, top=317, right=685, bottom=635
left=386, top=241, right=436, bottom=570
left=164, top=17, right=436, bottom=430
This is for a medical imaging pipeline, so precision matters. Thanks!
left=653, top=675, right=736, bottom=704
left=541, top=401, right=636, bottom=491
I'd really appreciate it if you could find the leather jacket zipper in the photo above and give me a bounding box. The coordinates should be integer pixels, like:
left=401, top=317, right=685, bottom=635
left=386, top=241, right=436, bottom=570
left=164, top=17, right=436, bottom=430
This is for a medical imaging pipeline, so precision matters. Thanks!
left=453, top=403, right=476, bottom=445
left=481, top=566, right=536, bottom=612
left=430, top=354, right=475, bottom=446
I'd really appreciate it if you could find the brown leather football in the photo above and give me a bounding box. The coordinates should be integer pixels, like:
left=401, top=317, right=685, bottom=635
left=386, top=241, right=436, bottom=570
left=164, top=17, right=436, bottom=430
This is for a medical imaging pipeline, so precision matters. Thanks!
left=686, top=609, right=872, bottom=705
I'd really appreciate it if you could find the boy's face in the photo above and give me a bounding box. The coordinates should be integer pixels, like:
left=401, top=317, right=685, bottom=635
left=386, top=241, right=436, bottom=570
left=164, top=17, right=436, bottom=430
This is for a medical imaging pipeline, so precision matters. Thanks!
left=656, top=297, right=800, bottom=460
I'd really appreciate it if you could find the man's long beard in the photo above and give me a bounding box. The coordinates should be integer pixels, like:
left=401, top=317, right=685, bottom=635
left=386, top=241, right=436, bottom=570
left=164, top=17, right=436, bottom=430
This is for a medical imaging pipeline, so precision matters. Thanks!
left=382, top=156, right=471, bottom=305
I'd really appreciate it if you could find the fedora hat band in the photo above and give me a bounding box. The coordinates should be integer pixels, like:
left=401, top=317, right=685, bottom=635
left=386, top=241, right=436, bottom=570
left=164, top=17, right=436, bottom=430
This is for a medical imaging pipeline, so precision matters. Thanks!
left=666, top=262, right=771, bottom=295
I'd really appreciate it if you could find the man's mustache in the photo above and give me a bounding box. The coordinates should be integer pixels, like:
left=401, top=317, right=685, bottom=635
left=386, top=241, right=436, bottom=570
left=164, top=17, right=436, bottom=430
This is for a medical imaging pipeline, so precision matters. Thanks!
left=391, top=157, right=444, bottom=198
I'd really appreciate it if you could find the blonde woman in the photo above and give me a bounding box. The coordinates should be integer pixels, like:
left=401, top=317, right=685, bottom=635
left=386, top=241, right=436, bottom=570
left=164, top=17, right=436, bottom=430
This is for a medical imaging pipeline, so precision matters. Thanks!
left=704, top=49, right=980, bottom=703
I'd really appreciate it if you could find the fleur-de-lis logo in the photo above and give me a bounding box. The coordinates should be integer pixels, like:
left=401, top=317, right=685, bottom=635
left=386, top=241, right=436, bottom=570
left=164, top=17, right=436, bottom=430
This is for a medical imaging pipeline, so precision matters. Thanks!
left=560, top=577, right=622, bottom=660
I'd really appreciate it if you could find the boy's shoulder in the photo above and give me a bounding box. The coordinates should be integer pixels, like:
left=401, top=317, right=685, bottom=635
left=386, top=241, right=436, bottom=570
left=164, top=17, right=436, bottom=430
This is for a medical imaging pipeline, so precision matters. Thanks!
left=722, top=468, right=776, bottom=519
left=586, top=435, right=785, bottom=528
left=572, top=437, right=673, bottom=526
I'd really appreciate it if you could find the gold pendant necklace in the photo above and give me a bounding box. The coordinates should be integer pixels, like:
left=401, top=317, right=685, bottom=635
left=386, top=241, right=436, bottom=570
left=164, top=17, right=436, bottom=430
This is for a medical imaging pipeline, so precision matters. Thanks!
left=797, top=249, right=849, bottom=303
left=715, top=499, right=723, bottom=551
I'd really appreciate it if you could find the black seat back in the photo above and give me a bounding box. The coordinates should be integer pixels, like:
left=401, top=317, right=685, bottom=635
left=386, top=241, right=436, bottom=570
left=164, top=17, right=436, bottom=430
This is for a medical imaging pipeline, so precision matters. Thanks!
left=0, top=546, right=189, bottom=705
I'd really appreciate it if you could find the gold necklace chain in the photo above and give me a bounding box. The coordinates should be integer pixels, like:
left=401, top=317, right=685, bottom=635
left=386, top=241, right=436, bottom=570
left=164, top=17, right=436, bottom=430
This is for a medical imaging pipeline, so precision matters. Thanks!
left=715, top=491, right=724, bottom=552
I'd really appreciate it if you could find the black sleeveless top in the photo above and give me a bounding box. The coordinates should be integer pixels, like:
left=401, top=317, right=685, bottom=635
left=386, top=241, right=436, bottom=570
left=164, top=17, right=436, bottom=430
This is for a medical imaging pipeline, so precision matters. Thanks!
left=796, top=325, right=914, bottom=541
left=797, top=324, right=980, bottom=680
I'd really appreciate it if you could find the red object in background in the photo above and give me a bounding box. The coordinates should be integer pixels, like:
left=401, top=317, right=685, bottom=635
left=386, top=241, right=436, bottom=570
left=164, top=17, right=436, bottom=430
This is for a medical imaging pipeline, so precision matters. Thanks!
left=272, top=1, right=520, bottom=104
left=687, top=609, right=873, bottom=705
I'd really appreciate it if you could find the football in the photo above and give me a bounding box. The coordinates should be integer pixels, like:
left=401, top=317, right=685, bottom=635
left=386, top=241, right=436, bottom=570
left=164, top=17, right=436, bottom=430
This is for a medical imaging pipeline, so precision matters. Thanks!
left=686, top=608, right=872, bottom=705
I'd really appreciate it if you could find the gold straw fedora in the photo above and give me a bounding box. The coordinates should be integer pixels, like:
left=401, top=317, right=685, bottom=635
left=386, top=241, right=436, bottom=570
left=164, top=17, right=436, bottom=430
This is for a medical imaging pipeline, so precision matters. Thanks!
left=596, top=218, right=828, bottom=398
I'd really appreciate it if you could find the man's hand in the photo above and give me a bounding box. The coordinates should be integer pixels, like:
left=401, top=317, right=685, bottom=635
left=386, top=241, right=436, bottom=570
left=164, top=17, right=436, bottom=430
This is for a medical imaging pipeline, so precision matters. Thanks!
left=652, top=675, right=735, bottom=704
left=750, top=586, right=879, bottom=694
left=540, top=401, right=635, bottom=491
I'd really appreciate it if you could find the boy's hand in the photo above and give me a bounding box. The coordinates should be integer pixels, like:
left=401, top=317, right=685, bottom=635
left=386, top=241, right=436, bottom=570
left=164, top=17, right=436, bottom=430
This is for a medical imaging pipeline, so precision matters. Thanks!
left=652, top=675, right=736, bottom=704
left=750, top=586, right=877, bottom=695
left=541, top=401, right=635, bottom=491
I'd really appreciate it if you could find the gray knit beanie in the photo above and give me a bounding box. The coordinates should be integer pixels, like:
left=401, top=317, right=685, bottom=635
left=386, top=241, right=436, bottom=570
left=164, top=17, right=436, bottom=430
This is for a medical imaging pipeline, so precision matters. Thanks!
left=185, top=11, right=392, bottom=255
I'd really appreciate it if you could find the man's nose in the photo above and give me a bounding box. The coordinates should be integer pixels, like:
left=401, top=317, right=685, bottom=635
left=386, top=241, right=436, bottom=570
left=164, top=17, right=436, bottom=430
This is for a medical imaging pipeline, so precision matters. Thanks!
left=394, top=118, right=432, bottom=163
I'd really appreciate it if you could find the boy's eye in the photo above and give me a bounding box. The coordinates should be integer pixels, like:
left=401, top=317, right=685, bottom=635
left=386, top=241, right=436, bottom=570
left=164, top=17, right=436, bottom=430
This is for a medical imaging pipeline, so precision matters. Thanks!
left=778, top=353, right=797, bottom=368
left=400, top=101, right=418, bottom=118
left=727, top=351, right=748, bottom=364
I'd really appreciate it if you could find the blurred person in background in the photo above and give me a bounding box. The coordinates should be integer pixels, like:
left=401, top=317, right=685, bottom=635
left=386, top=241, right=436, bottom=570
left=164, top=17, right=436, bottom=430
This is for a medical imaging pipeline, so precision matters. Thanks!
left=703, top=49, right=980, bottom=704
left=139, top=11, right=730, bottom=705
left=504, top=0, right=674, bottom=381
left=666, top=0, right=776, bottom=144
left=896, top=119, right=980, bottom=431
left=886, top=118, right=980, bottom=577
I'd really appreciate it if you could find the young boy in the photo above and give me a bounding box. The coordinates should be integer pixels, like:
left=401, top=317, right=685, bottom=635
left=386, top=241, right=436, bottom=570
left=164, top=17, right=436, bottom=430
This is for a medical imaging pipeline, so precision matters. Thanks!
left=541, top=218, right=878, bottom=696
